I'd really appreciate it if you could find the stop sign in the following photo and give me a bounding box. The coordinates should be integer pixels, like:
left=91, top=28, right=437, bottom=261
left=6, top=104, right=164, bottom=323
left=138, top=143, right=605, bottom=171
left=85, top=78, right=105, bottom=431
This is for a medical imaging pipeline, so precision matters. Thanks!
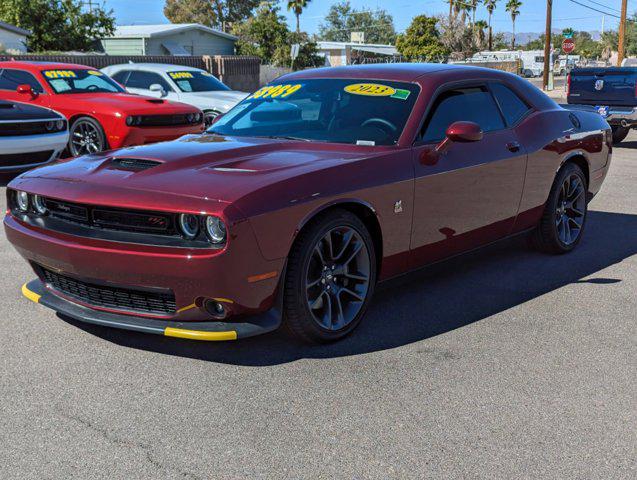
left=562, top=38, right=575, bottom=53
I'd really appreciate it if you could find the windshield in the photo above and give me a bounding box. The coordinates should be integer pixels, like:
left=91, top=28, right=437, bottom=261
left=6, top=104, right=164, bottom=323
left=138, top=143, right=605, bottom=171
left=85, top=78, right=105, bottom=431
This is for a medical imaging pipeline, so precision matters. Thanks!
left=208, top=79, right=420, bottom=146
left=41, top=69, right=125, bottom=94
left=168, top=71, right=231, bottom=92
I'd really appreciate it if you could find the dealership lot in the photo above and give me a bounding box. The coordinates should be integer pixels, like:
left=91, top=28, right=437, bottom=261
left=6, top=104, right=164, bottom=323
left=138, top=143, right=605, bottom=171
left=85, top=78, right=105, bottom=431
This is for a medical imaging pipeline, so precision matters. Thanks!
left=1, top=136, right=635, bottom=478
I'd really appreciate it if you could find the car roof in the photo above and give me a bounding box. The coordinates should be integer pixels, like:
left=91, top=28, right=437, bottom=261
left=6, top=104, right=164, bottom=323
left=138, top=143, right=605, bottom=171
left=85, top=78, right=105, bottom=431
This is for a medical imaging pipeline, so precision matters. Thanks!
left=279, top=63, right=481, bottom=82
left=0, top=60, right=95, bottom=71
left=103, top=63, right=203, bottom=73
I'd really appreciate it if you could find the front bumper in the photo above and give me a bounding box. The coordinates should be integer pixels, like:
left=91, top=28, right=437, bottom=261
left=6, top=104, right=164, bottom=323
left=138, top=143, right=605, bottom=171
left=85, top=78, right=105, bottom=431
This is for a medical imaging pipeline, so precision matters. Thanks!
left=109, top=124, right=205, bottom=149
left=0, top=131, right=68, bottom=171
left=22, top=279, right=280, bottom=341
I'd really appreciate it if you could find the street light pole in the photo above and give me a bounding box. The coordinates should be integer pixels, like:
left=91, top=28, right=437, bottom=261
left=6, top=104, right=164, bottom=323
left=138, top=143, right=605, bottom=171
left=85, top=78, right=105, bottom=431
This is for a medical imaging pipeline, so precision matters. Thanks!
left=543, top=0, right=553, bottom=91
left=617, top=0, right=628, bottom=66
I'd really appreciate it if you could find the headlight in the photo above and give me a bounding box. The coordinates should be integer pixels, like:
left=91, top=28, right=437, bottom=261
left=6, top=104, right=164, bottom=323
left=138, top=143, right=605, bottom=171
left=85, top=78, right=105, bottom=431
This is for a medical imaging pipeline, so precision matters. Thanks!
left=205, top=216, right=226, bottom=244
left=15, top=191, right=29, bottom=212
left=55, top=120, right=66, bottom=131
left=194, top=113, right=202, bottom=123
left=126, top=116, right=142, bottom=126
left=187, top=113, right=195, bottom=123
left=33, top=195, right=48, bottom=215
left=178, top=214, right=200, bottom=239
left=45, top=121, right=55, bottom=131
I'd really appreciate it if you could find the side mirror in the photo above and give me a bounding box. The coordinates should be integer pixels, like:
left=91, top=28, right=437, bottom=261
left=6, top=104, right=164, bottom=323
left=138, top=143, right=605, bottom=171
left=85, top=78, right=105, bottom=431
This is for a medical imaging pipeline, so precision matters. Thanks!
left=421, top=121, right=483, bottom=166
left=16, top=84, right=36, bottom=97
left=149, top=84, right=167, bottom=98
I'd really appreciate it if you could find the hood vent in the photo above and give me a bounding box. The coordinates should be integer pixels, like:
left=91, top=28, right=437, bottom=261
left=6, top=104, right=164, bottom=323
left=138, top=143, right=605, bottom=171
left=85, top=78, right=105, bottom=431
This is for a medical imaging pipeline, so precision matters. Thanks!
left=146, top=99, right=164, bottom=104
left=110, top=157, right=162, bottom=172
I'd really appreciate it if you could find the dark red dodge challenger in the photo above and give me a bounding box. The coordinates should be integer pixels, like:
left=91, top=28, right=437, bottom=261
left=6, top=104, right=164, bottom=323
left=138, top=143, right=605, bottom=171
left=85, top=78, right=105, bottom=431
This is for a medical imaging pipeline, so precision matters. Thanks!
left=5, top=64, right=612, bottom=343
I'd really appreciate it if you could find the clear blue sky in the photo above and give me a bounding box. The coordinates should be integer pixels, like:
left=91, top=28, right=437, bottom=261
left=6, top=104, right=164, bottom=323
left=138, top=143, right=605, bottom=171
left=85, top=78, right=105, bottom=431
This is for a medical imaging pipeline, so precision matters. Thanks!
left=106, top=0, right=628, bottom=34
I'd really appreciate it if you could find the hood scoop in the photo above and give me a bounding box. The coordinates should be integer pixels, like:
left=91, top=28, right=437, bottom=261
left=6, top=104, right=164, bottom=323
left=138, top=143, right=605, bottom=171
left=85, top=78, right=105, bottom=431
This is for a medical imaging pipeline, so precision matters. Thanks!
left=109, top=157, right=162, bottom=172
left=145, top=99, right=165, bottom=104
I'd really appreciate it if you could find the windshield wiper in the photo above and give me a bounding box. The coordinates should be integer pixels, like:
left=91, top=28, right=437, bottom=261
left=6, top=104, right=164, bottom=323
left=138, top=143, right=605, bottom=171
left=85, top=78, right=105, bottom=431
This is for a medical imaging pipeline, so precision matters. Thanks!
left=266, top=135, right=313, bottom=142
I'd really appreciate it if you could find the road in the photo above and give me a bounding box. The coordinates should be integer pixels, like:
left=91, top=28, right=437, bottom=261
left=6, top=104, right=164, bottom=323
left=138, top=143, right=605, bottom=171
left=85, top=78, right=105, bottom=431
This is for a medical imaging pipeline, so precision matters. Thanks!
left=1, top=134, right=635, bottom=479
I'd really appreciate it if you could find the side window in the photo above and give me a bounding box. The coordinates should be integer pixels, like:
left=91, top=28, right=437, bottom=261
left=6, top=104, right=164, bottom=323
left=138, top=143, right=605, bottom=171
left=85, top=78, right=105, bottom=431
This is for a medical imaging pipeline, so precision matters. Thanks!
left=422, top=87, right=505, bottom=142
left=126, top=71, right=173, bottom=91
left=0, top=69, right=44, bottom=93
left=490, top=83, right=532, bottom=126
left=110, top=70, right=131, bottom=85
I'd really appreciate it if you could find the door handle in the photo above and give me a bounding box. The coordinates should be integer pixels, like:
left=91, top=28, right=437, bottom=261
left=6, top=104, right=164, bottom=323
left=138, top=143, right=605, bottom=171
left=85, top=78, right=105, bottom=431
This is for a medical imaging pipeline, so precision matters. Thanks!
left=506, top=142, right=521, bottom=153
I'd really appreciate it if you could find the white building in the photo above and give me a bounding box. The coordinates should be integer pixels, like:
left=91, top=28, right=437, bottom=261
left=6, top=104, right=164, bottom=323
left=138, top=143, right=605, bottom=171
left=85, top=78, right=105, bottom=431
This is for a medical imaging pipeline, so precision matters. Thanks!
left=316, top=41, right=398, bottom=66
left=0, top=21, right=30, bottom=53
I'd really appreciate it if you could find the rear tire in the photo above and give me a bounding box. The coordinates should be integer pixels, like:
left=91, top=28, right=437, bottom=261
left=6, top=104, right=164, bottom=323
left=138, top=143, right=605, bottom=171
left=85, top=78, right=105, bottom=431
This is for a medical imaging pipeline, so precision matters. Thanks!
left=531, top=163, right=588, bottom=254
left=611, top=125, right=630, bottom=145
left=283, top=209, right=377, bottom=343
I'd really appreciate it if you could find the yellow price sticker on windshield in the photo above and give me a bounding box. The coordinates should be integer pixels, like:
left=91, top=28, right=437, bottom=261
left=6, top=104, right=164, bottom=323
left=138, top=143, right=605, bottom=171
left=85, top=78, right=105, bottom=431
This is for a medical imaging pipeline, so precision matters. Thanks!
left=344, top=83, right=397, bottom=97
left=87, top=70, right=103, bottom=76
left=43, top=70, right=77, bottom=79
left=168, top=71, right=194, bottom=79
left=251, top=84, right=302, bottom=99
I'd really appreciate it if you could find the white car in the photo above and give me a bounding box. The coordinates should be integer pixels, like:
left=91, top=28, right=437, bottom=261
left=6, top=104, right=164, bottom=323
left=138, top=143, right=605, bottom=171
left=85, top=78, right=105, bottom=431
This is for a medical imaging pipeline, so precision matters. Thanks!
left=101, top=63, right=248, bottom=126
left=0, top=100, right=68, bottom=173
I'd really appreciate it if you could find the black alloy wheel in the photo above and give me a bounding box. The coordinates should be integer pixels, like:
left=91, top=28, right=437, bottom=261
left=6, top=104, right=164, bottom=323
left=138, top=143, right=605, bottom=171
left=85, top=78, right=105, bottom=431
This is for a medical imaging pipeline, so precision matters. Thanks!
left=69, top=117, right=106, bottom=156
left=284, top=209, right=377, bottom=343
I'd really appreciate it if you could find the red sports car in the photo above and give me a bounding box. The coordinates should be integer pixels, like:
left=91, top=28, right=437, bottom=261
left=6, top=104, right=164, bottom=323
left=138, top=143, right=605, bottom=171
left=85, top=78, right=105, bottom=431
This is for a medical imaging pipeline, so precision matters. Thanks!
left=6, top=64, right=611, bottom=343
left=0, top=61, right=204, bottom=156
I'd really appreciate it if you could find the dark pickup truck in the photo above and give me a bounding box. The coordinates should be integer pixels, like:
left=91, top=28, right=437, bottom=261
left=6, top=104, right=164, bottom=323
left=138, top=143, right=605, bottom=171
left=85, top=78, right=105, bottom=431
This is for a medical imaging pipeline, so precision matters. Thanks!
left=567, top=67, right=637, bottom=144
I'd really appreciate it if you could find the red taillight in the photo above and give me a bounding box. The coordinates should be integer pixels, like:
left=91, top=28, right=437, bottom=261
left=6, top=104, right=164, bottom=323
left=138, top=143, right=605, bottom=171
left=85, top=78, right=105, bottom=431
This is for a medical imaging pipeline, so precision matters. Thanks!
left=566, top=74, right=571, bottom=96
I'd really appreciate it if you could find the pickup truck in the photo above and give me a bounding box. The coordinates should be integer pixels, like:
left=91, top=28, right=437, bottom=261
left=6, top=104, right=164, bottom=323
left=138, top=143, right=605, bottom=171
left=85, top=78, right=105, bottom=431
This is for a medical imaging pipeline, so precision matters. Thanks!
left=567, top=67, right=637, bottom=144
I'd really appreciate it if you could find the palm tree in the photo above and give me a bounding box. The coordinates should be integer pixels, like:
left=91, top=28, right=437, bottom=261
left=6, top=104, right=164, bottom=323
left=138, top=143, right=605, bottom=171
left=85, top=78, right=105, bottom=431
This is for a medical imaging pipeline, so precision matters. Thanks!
left=469, top=0, right=479, bottom=28
left=506, top=0, right=522, bottom=49
left=474, top=19, right=489, bottom=50
left=484, top=0, right=498, bottom=51
left=287, top=0, right=311, bottom=34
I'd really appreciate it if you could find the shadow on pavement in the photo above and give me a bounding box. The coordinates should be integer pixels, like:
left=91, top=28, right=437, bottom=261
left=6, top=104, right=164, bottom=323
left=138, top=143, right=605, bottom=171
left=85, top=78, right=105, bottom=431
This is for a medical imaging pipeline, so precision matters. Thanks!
left=616, top=141, right=637, bottom=149
left=59, top=210, right=637, bottom=366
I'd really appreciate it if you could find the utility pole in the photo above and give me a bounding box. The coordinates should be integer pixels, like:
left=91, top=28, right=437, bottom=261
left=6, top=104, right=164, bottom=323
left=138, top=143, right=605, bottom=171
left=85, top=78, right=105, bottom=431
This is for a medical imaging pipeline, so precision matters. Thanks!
left=543, top=0, right=553, bottom=91
left=617, top=0, right=628, bottom=66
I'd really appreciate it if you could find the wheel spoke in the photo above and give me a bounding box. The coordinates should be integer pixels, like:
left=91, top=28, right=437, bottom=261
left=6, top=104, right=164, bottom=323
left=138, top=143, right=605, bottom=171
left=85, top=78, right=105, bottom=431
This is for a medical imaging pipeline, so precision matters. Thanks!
left=343, top=242, right=363, bottom=266
left=344, top=272, right=368, bottom=282
left=333, top=230, right=354, bottom=260
left=310, top=292, right=325, bottom=310
left=333, top=292, right=345, bottom=329
left=306, top=277, right=322, bottom=289
left=313, top=245, right=326, bottom=265
left=340, top=287, right=364, bottom=302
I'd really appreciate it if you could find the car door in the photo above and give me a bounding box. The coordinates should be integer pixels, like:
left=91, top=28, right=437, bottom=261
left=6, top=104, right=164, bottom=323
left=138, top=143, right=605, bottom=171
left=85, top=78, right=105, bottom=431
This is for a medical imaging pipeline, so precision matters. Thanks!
left=0, top=68, right=50, bottom=108
left=410, top=83, right=528, bottom=266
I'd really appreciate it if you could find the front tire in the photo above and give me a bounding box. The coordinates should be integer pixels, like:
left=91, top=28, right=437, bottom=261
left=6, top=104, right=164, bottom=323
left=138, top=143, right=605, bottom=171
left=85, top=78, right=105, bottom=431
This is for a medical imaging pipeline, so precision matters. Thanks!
left=69, top=117, right=107, bottom=157
left=531, top=163, right=588, bottom=254
left=611, top=125, right=630, bottom=145
left=283, top=209, right=377, bottom=343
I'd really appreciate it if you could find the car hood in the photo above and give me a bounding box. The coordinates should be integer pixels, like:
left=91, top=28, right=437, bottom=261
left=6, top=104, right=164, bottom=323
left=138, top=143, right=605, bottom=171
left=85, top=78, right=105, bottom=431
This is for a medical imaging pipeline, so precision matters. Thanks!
left=183, top=91, right=248, bottom=112
left=12, top=134, right=375, bottom=213
left=53, top=93, right=199, bottom=114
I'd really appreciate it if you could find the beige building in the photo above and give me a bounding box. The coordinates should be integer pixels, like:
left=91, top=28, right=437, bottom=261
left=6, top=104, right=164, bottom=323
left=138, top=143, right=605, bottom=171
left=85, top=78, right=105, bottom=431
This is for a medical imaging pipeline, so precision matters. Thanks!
left=316, top=41, right=398, bottom=66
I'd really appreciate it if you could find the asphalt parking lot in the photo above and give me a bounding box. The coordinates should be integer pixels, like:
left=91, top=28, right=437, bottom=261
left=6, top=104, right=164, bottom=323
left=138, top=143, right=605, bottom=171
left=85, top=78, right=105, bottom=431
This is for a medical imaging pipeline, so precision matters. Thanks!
left=1, top=135, right=635, bottom=479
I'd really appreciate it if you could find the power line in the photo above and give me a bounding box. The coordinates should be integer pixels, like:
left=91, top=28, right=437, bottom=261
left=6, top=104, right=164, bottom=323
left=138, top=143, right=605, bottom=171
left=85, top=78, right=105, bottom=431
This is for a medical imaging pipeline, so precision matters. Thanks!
left=577, top=0, right=621, bottom=13
left=567, top=0, right=622, bottom=18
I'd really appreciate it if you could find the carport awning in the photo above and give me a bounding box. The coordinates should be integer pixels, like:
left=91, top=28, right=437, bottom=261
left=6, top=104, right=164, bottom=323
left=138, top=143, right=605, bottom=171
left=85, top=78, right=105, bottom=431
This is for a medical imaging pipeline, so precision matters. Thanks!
left=161, top=40, right=190, bottom=56
left=350, top=45, right=397, bottom=56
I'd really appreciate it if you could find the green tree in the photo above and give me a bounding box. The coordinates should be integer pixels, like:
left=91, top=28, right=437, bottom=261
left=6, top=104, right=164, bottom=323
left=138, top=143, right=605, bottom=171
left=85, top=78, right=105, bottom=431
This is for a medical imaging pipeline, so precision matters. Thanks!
left=287, top=0, right=310, bottom=34
left=318, top=1, right=396, bottom=45
left=396, top=15, right=449, bottom=61
left=505, top=0, right=522, bottom=49
left=0, top=0, right=114, bottom=52
left=164, top=0, right=259, bottom=32
left=232, top=1, right=320, bottom=68
left=484, top=0, right=498, bottom=50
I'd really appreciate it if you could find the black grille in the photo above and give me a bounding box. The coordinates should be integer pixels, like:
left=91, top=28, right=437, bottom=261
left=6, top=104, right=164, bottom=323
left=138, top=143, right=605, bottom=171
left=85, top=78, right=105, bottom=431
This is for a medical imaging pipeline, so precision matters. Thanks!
left=42, top=197, right=174, bottom=234
left=0, top=150, right=54, bottom=167
left=138, top=115, right=198, bottom=127
left=110, top=158, right=162, bottom=172
left=0, top=121, right=58, bottom=136
left=41, top=267, right=176, bottom=316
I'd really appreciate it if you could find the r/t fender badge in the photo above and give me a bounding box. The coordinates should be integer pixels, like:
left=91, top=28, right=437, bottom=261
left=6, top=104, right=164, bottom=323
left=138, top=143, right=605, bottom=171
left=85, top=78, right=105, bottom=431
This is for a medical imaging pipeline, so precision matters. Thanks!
left=394, top=200, right=403, bottom=214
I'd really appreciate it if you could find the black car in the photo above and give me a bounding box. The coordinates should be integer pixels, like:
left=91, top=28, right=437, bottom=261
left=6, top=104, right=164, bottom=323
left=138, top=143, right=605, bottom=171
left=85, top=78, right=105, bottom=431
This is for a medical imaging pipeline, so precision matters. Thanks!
left=0, top=100, right=68, bottom=173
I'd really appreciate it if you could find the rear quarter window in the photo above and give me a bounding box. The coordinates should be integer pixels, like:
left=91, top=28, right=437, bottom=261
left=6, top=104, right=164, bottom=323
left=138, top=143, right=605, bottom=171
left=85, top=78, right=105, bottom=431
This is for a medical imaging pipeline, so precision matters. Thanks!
left=490, top=83, right=532, bottom=126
